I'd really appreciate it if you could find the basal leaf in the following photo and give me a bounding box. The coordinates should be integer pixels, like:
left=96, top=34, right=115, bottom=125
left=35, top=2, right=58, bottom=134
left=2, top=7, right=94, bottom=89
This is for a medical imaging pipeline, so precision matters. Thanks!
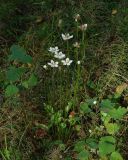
left=6, top=66, right=26, bottom=82
left=27, top=74, right=37, bottom=87
left=5, top=85, right=19, bottom=97
left=9, top=45, right=32, bottom=63
left=22, top=74, right=37, bottom=88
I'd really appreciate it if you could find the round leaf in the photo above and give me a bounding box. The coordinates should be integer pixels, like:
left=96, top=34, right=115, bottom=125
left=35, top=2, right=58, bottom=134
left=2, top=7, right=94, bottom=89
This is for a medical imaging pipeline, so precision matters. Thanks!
left=5, top=85, right=19, bottom=97
left=110, top=151, right=123, bottom=160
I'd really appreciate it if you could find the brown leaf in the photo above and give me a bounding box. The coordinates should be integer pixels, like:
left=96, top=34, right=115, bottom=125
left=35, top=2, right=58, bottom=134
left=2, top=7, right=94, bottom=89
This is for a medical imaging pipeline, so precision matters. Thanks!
left=35, top=128, right=47, bottom=138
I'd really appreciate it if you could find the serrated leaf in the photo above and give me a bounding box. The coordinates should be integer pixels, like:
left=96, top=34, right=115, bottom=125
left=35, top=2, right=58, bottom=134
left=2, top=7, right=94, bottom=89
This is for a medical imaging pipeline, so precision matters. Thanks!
left=5, top=85, right=19, bottom=97
left=105, top=123, right=120, bottom=135
left=110, top=151, right=123, bottom=160
left=77, top=150, right=89, bottom=160
left=74, top=141, right=86, bottom=152
left=80, top=103, right=91, bottom=113
left=100, top=99, right=115, bottom=112
left=99, top=136, right=116, bottom=156
left=6, top=66, right=26, bottom=82
left=9, top=45, right=32, bottom=63
left=109, top=107, right=127, bottom=120
left=86, top=138, right=98, bottom=149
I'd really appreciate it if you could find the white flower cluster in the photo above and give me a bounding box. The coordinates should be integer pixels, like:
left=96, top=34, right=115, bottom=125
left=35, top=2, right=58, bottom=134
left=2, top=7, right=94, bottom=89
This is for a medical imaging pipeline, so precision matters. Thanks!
left=43, top=31, right=82, bottom=69
left=43, top=45, right=73, bottom=69
left=48, top=46, right=59, bottom=53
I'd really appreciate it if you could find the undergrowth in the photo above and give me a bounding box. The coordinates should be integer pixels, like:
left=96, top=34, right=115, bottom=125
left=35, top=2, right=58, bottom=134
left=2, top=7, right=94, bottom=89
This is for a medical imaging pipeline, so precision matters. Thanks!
left=0, top=0, right=128, bottom=160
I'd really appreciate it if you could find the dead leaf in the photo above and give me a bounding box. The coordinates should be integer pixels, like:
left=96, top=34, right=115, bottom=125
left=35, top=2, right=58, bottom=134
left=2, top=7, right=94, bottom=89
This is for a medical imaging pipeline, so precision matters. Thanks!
left=35, top=128, right=47, bottom=138
left=112, top=9, right=117, bottom=15
left=27, top=63, right=32, bottom=68
left=35, top=16, right=43, bottom=23
left=116, top=83, right=128, bottom=94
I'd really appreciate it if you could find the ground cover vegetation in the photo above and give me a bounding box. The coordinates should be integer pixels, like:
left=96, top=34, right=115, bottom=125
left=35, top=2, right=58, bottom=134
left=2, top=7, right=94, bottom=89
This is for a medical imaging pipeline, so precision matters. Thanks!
left=0, top=0, right=128, bottom=159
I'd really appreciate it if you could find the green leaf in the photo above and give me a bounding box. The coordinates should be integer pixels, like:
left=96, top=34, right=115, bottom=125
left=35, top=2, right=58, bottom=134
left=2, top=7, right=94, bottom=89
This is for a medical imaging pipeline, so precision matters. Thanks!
left=22, top=74, right=37, bottom=88
left=6, top=66, right=26, bottom=82
left=86, top=138, right=98, bottom=149
left=80, top=103, right=91, bottom=113
left=109, top=107, right=127, bottom=120
left=22, top=81, right=29, bottom=88
left=9, top=45, right=32, bottom=63
left=105, top=123, right=120, bottom=135
left=99, top=136, right=116, bottom=156
left=5, top=85, right=19, bottom=97
left=74, top=141, right=86, bottom=152
left=27, top=74, right=37, bottom=87
left=77, top=150, right=89, bottom=160
left=101, top=111, right=111, bottom=123
left=110, top=151, right=123, bottom=160
left=87, top=80, right=96, bottom=89
left=100, top=99, right=115, bottom=112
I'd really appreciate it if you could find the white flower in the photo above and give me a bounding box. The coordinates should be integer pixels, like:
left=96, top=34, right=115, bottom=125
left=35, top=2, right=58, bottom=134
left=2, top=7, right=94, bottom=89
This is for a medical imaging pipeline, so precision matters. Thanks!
left=74, top=14, right=80, bottom=22
left=77, top=61, right=81, bottom=65
left=79, top=24, right=88, bottom=31
left=43, top=65, right=47, bottom=69
left=89, top=129, right=92, bottom=133
left=54, top=52, right=65, bottom=59
left=61, top=58, right=73, bottom=66
left=48, top=46, right=59, bottom=53
left=93, top=100, right=97, bottom=105
left=48, top=60, right=59, bottom=68
left=73, top=42, right=80, bottom=48
left=61, top=33, right=73, bottom=41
